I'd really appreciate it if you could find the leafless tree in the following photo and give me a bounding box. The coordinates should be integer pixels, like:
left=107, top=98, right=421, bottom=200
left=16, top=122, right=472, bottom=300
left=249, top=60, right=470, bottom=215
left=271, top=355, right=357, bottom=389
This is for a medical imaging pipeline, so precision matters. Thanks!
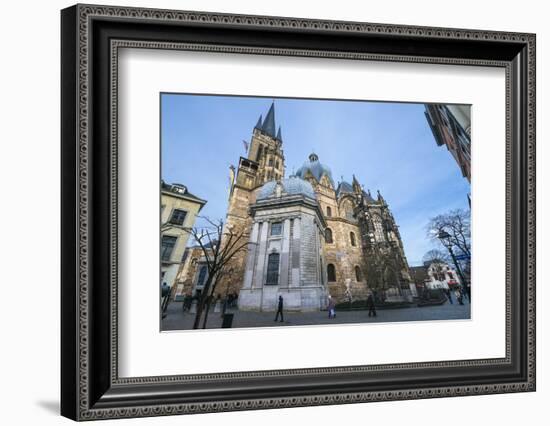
left=184, top=217, right=252, bottom=329
left=426, top=209, right=471, bottom=258
left=422, top=249, right=449, bottom=265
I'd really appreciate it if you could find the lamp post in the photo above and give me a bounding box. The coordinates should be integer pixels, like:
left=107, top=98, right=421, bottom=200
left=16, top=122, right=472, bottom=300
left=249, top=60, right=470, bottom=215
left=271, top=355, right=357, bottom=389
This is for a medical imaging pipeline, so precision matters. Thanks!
left=437, top=230, right=469, bottom=297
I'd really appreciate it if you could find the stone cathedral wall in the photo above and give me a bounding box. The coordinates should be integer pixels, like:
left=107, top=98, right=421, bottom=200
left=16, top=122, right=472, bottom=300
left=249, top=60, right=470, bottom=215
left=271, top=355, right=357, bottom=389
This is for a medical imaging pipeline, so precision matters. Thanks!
left=323, top=218, right=370, bottom=302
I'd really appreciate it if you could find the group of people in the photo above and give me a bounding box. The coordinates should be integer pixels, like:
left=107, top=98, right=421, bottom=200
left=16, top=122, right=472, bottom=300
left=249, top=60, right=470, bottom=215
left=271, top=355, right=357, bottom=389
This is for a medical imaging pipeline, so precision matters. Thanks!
left=180, top=291, right=240, bottom=313
left=445, top=287, right=470, bottom=305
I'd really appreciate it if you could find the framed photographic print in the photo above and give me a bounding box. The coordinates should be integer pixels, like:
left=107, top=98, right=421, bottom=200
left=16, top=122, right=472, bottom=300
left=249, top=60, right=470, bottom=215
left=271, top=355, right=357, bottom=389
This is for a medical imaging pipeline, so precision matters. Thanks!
left=61, top=4, right=536, bottom=421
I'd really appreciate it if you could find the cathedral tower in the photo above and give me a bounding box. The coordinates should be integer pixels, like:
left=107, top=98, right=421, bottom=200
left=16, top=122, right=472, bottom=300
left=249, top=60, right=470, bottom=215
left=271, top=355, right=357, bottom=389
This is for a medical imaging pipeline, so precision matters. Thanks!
left=246, top=102, right=285, bottom=185
left=221, top=103, right=285, bottom=296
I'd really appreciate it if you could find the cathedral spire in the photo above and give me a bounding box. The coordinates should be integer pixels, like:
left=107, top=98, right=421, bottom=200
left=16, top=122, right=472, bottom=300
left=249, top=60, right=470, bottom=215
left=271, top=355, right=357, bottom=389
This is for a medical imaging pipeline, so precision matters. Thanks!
left=352, top=174, right=362, bottom=193
left=255, top=114, right=263, bottom=129
left=276, top=126, right=282, bottom=141
left=377, top=189, right=386, bottom=204
left=261, top=102, right=277, bottom=138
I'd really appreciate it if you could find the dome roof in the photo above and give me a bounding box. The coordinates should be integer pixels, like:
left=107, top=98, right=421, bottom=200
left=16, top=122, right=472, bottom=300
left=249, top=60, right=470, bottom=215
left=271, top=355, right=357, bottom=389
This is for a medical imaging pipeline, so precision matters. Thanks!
left=295, top=153, right=335, bottom=186
left=257, top=176, right=316, bottom=201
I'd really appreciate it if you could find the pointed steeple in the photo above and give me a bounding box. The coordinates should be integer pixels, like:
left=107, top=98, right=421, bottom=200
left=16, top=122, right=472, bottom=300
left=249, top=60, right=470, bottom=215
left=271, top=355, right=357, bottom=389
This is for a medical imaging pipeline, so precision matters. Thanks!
left=276, top=126, right=282, bottom=141
left=255, top=114, right=263, bottom=130
left=352, top=174, right=362, bottom=193
left=261, top=102, right=276, bottom=138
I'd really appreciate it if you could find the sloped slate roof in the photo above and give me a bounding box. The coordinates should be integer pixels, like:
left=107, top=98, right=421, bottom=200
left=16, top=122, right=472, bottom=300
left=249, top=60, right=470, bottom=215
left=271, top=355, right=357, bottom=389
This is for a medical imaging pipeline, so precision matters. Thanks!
left=336, top=181, right=353, bottom=196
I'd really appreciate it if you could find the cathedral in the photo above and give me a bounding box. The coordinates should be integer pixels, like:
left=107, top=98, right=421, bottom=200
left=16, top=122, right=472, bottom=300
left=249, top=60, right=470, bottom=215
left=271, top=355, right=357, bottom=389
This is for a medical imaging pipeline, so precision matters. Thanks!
left=210, top=102, right=415, bottom=312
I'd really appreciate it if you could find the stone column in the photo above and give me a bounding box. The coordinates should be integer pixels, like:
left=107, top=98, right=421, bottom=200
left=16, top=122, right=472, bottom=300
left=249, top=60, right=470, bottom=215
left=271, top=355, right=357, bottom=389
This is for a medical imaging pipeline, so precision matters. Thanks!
left=279, top=218, right=291, bottom=288
left=242, top=222, right=260, bottom=289
left=252, top=222, right=269, bottom=288
left=299, top=215, right=318, bottom=287
left=290, top=216, right=301, bottom=288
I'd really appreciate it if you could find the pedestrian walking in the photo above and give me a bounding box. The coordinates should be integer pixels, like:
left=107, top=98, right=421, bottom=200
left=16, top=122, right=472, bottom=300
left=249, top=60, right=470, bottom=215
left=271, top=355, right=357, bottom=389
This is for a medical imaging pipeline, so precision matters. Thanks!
left=182, top=292, right=191, bottom=312
left=367, top=293, right=377, bottom=317
left=274, top=295, right=284, bottom=322
left=455, top=288, right=464, bottom=305
left=446, top=288, right=453, bottom=304
left=161, top=282, right=171, bottom=317
left=327, top=295, right=336, bottom=319
left=222, top=296, right=228, bottom=317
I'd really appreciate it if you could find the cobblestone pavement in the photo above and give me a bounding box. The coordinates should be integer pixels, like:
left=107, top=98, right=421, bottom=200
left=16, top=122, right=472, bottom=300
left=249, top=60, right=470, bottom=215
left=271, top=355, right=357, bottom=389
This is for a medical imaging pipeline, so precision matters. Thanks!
left=161, top=300, right=471, bottom=331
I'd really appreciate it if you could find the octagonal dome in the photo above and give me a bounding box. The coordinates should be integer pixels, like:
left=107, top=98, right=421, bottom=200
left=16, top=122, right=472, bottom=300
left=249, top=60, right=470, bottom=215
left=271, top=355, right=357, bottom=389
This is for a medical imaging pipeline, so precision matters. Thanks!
left=257, top=176, right=316, bottom=201
left=295, top=152, right=335, bottom=186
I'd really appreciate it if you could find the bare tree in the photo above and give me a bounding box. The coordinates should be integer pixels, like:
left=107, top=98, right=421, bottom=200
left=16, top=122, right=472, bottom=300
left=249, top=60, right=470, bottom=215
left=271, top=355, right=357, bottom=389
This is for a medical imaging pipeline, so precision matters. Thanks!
left=422, top=249, right=449, bottom=265
left=426, top=209, right=471, bottom=258
left=184, top=217, right=252, bottom=329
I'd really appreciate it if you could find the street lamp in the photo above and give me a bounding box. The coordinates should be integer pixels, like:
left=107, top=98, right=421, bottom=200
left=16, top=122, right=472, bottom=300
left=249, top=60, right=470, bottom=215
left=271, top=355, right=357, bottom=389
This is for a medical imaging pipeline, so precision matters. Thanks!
left=437, top=230, right=469, bottom=297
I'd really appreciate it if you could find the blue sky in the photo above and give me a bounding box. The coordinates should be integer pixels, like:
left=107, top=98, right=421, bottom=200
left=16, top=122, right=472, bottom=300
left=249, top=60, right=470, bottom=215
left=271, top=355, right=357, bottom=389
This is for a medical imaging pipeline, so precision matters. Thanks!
left=161, top=94, right=470, bottom=266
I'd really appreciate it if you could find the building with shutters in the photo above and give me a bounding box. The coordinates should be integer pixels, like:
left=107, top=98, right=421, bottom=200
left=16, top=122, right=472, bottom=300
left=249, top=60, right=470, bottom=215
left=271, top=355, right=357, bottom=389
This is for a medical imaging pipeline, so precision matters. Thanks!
left=160, top=181, right=207, bottom=293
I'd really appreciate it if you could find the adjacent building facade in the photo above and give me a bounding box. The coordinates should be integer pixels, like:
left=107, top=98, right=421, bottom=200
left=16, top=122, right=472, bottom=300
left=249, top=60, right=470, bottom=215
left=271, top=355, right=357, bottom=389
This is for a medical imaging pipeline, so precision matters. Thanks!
left=424, top=104, right=471, bottom=183
left=410, top=261, right=462, bottom=291
left=160, top=181, right=206, bottom=291
left=175, top=103, right=413, bottom=312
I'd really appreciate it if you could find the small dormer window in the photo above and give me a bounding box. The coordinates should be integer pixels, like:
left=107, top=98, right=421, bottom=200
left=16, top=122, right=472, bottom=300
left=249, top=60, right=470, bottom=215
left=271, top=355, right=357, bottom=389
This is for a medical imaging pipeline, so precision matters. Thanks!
left=172, top=184, right=187, bottom=194
left=309, top=152, right=319, bottom=162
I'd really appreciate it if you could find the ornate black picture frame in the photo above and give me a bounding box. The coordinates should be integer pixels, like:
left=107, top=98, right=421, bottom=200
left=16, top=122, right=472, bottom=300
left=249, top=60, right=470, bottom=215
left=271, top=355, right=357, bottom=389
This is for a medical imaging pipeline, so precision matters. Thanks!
left=61, top=4, right=536, bottom=421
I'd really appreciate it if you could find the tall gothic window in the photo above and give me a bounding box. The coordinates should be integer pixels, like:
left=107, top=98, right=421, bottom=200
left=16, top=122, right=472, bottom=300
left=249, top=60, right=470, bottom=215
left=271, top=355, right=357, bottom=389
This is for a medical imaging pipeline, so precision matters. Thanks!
left=350, top=231, right=356, bottom=246
left=355, top=266, right=362, bottom=282
left=373, top=215, right=385, bottom=242
left=266, top=253, right=280, bottom=285
left=327, top=264, right=336, bottom=282
left=325, top=228, right=333, bottom=244
left=326, top=206, right=332, bottom=217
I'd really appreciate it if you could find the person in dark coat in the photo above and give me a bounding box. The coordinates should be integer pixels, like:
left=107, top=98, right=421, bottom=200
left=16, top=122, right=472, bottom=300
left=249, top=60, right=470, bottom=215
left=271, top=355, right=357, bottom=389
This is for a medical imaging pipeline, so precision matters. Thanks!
left=161, top=282, right=171, bottom=318
left=274, top=295, right=284, bottom=322
left=446, top=288, right=453, bottom=304
left=367, top=293, right=376, bottom=317
left=454, top=288, right=464, bottom=305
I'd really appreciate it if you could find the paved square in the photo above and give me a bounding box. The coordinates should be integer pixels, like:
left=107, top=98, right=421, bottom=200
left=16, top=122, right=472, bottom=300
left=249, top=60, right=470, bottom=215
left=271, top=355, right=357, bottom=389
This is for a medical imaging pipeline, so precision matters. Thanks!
left=161, top=300, right=471, bottom=331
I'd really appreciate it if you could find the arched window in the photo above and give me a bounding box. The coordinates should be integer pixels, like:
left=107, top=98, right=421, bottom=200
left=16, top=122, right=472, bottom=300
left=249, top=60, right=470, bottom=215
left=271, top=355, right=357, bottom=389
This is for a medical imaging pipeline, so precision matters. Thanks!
left=326, top=206, right=332, bottom=217
left=266, top=252, right=280, bottom=285
left=355, top=266, right=362, bottom=282
left=350, top=231, right=356, bottom=246
left=325, top=228, right=333, bottom=244
left=327, top=264, right=336, bottom=282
